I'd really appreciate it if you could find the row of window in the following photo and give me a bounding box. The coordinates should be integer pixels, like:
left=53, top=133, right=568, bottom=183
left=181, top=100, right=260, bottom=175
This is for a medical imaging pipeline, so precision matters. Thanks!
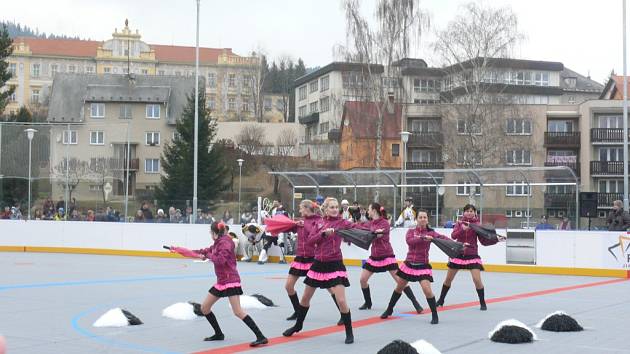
left=62, top=130, right=163, bottom=146
left=10, top=63, right=97, bottom=78
left=89, top=103, right=160, bottom=119
left=298, top=96, right=331, bottom=117
left=299, top=75, right=330, bottom=101
left=456, top=118, right=533, bottom=135
left=455, top=182, right=531, bottom=197
left=399, top=146, right=533, bottom=166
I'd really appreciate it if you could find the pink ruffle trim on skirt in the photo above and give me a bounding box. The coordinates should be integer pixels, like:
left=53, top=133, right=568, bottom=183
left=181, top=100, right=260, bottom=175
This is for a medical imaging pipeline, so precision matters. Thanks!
left=290, top=261, right=313, bottom=270
left=306, top=270, right=348, bottom=281
left=399, top=264, right=433, bottom=276
left=213, top=282, right=242, bottom=291
left=449, top=257, right=483, bottom=265
left=366, top=257, right=398, bottom=267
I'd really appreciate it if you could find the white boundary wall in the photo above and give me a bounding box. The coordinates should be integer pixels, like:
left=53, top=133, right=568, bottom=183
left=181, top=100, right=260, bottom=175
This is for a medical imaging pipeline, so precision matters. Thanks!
left=0, top=221, right=628, bottom=270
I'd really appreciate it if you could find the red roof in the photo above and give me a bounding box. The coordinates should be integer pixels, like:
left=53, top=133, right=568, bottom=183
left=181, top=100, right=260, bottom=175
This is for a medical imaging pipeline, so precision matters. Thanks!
left=13, top=37, right=236, bottom=63
left=610, top=75, right=630, bottom=99
left=341, top=101, right=402, bottom=139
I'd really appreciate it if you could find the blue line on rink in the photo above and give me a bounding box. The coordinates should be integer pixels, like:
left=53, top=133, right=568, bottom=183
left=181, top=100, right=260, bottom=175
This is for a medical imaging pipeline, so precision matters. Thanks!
left=0, top=270, right=288, bottom=291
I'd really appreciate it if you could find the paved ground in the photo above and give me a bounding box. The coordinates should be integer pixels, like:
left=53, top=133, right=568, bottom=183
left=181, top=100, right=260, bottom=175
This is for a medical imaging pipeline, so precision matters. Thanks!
left=1, top=252, right=629, bottom=354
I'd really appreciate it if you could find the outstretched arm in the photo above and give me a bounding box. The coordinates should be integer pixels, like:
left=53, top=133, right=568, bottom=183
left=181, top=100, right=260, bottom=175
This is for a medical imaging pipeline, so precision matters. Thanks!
left=170, top=246, right=205, bottom=259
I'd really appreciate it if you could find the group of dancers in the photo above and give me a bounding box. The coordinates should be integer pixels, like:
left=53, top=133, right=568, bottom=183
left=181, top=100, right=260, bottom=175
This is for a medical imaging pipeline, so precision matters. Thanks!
left=168, top=198, right=504, bottom=346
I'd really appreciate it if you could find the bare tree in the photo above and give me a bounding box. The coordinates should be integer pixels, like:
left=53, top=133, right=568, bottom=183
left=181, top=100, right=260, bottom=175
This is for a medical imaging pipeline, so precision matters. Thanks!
left=235, top=124, right=269, bottom=156
left=275, top=128, right=297, bottom=157
left=434, top=2, right=526, bottom=170
left=338, top=0, right=429, bottom=169
left=247, top=50, right=268, bottom=123
left=52, top=158, right=89, bottom=201
left=87, top=157, right=124, bottom=203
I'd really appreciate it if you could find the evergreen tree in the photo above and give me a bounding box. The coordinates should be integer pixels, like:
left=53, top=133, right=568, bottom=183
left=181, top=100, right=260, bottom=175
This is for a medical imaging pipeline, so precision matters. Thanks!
left=0, top=24, right=15, bottom=114
left=155, top=92, right=229, bottom=211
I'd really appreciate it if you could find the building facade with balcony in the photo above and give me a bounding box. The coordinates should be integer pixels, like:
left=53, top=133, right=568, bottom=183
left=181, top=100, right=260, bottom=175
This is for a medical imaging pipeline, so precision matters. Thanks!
left=46, top=73, right=195, bottom=201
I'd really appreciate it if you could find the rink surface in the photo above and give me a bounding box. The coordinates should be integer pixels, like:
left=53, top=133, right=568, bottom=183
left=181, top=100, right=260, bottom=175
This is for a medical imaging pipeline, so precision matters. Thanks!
left=1, top=252, right=629, bottom=354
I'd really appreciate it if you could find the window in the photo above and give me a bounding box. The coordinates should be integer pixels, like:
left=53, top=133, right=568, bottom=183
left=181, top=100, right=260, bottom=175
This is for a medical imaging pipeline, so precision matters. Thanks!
left=208, top=73, right=216, bottom=87
left=309, top=101, right=318, bottom=113
left=172, top=131, right=181, bottom=141
left=264, top=98, right=272, bottom=111
left=411, top=149, right=439, bottom=162
left=505, top=210, right=513, bottom=218
left=298, top=105, right=307, bottom=117
left=414, top=79, right=439, bottom=93
left=113, top=67, right=118, bottom=73
left=599, top=179, right=623, bottom=194
left=30, top=89, right=40, bottom=104
left=534, top=72, right=549, bottom=86
left=90, top=131, right=104, bottom=145
left=599, top=147, right=623, bottom=161
left=62, top=130, right=77, bottom=145
left=90, top=103, right=105, bottom=118
left=146, top=104, right=160, bottom=119
left=506, top=181, right=531, bottom=196
left=31, top=64, right=40, bottom=77
left=506, top=119, right=532, bottom=135
left=146, top=132, right=160, bottom=146
left=568, top=95, right=576, bottom=104
left=119, top=104, right=132, bottom=119
left=309, top=80, right=318, bottom=93
left=228, top=73, right=236, bottom=87
left=411, top=119, right=439, bottom=132
left=9, top=87, right=16, bottom=102
left=228, top=97, right=236, bottom=111
left=547, top=120, right=574, bottom=132
left=122, top=68, right=129, bottom=74
left=298, top=86, right=307, bottom=101
left=598, top=115, right=623, bottom=129
left=104, top=67, right=111, bottom=73
left=207, top=96, right=216, bottom=110
left=145, top=159, right=160, bottom=173
left=241, top=99, right=250, bottom=112
left=320, top=96, right=330, bottom=112
left=320, top=75, right=329, bottom=91
left=89, top=185, right=102, bottom=192
left=457, top=119, right=481, bottom=135
left=506, top=149, right=532, bottom=165
left=51, top=64, right=58, bottom=75
left=242, top=75, right=251, bottom=91
left=158, top=70, right=165, bottom=76
left=456, top=150, right=482, bottom=166
left=598, top=211, right=607, bottom=218
left=68, top=65, right=76, bottom=73
left=175, top=71, right=181, bottom=76
left=392, top=144, right=400, bottom=157
left=141, top=69, right=148, bottom=75
left=86, top=66, right=94, bottom=73
left=456, top=182, right=481, bottom=196
left=8, top=63, right=16, bottom=76
left=319, top=122, right=329, bottom=135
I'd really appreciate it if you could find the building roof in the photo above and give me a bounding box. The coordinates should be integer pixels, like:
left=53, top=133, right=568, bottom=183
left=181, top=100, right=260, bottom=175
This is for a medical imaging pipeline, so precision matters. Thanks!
left=340, top=101, right=402, bottom=140
left=13, top=37, right=237, bottom=64
left=294, top=62, right=384, bottom=88
left=560, top=67, right=603, bottom=93
left=443, top=57, right=564, bottom=72
left=600, top=75, right=629, bottom=99
left=47, top=73, right=200, bottom=124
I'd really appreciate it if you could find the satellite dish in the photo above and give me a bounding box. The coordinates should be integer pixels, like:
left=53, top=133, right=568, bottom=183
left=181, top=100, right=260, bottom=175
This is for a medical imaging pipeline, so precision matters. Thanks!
left=437, top=186, right=446, bottom=196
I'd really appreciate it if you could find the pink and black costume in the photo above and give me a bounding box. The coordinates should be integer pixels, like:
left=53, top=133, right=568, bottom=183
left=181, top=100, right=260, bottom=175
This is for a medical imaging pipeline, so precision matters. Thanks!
left=360, top=218, right=398, bottom=273
left=193, top=235, right=243, bottom=297
left=397, top=226, right=450, bottom=283
left=447, top=216, right=498, bottom=271
left=304, top=215, right=353, bottom=289
left=288, top=214, right=323, bottom=277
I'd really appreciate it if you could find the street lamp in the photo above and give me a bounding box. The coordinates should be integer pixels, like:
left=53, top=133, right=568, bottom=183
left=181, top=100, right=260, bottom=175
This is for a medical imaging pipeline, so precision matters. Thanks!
left=400, top=131, right=411, bottom=206
left=237, top=159, right=244, bottom=222
left=24, top=128, right=37, bottom=220
left=192, top=0, right=200, bottom=223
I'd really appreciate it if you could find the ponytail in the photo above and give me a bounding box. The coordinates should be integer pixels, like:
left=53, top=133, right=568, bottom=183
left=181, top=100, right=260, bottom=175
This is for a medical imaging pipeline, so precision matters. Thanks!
left=370, top=203, right=387, bottom=219
left=211, top=221, right=227, bottom=235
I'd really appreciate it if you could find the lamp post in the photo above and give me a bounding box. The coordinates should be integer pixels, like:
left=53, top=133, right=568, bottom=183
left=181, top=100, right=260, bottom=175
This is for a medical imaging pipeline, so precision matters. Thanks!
left=400, top=131, right=411, bottom=207
left=192, top=0, right=200, bottom=223
left=237, top=159, right=244, bottom=222
left=25, top=128, right=37, bottom=220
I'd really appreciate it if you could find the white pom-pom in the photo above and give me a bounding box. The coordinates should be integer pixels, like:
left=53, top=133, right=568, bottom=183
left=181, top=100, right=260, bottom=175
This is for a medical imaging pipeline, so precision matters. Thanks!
left=410, top=339, right=442, bottom=354
left=232, top=295, right=268, bottom=310
left=93, top=308, right=131, bottom=327
left=162, top=303, right=199, bottom=320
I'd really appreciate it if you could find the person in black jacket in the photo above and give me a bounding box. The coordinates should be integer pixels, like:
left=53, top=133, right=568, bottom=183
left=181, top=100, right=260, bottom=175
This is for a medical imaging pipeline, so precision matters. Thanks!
left=607, top=200, right=630, bottom=231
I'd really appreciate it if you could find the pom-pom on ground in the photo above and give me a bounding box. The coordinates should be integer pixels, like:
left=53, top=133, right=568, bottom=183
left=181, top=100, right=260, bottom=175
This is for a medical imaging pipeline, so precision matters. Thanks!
left=488, top=319, right=536, bottom=344
left=93, top=308, right=143, bottom=327
left=377, top=340, right=418, bottom=354
left=162, top=302, right=202, bottom=320
left=536, top=311, right=584, bottom=332
left=410, top=339, right=442, bottom=354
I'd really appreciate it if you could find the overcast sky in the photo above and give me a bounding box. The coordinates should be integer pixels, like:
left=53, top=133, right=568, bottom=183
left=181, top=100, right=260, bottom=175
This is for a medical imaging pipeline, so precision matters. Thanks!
left=2, top=0, right=624, bottom=83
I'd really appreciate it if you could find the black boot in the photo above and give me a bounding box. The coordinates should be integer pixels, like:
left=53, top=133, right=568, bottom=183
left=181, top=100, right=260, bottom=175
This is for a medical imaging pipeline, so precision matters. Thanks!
left=331, top=294, right=343, bottom=325
left=242, top=315, right=268, bottom=347
left=476, top=288, right=487, bottom=311
left=403, top=286, right=423, bottom=313
left=286, top=292, right=300, bottom=320
left=359, top=286, right=372, bottom=310
left=283, top=304, right=309, bottom=336
left=436, top=284, right=450, bottom=307
left=380, top=291, right=402, bottom=319
left=341, top=311, right=354, bottom=344
left=427, top=297, right=439, bottom=324
left=203, top=312, right=225, bottom=341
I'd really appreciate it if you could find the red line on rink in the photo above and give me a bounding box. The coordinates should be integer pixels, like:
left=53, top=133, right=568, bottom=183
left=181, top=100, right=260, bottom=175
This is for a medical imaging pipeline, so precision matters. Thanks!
left=192, top=277, right=628, bottom=354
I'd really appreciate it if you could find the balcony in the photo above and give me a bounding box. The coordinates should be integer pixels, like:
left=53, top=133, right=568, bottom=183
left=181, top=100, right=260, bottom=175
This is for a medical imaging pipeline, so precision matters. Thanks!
left=407, top=132, right=443, bottom=147
left=544, top=193, right=576, bottom=208
left=298, top=112, right=319, bottom=125
left=598, top=193, right=625, bottom=209
left=590, top=128, right=630, bottom=143
left=328, top=128, right=341, bottom=142
left=544, top=132, right=580, bottom=147
left=112, top=158, right=139, bottom=171
left=543, top=161, right=580, bottom=176
left=590, top=161, right=625, bottom=176
left=406, top=161, right=444, bottom=170
left=407, top=191, right=443, bottom=209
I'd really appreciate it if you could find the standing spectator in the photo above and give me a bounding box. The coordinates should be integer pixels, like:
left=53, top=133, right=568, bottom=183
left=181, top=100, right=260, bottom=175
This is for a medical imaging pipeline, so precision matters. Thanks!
left=43, top=196, right=54, bottom=214
left=10, top=206, right=22, bottom=220
left=185, top=206, right=193, bottom=223
left=86, top=209, right=95, bottom=221
left=223, top=210, right=234, bottom=224
left=69, top=209, right=82, bottom=221
left=156, top=209, right=169, bottom=223
left=270, top=200, right=280, bottom=216
left=134, top=210, right=145, bottom=222
left=607, top=200, right=630, bottom=231
left=33, top=209, right=43, bottom=220
left=340, top=200, right=352, bottom=220
left=174, top=209, right=184, bottom=223
left=207, top=211, right=216, bottom=223
left=168, top=207, right=176, bottom=223
left=1, top=206, right=10, bottom=219
left=141, top=202, right=154, bottom=222
left=535, top=216, right=554, bottom=230
left=55, top=196, right=65, bottom=212
left=54, top=208, right=65, bottom=221
left=559, top=217, right=571, bottom=230
left=68, top=198, right=77, bottom=215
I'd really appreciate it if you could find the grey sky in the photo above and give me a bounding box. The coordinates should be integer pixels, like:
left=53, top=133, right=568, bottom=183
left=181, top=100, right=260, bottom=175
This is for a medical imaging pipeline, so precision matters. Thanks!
left=2, top=0, right=623, bottom=83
